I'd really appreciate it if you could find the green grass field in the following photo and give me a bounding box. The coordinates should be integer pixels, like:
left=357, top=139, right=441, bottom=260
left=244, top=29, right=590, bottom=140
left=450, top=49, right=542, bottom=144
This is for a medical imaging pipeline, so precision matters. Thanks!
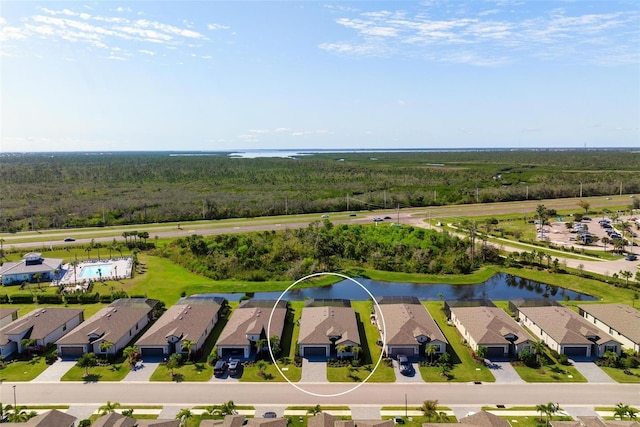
left=61, top=361, right=131, bottom=382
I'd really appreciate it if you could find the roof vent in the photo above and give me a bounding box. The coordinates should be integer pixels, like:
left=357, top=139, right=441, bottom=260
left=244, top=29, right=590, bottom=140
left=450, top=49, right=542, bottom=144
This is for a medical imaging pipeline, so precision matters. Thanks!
left=107, top=314, right=111, bottom=318
left=179, top=316, right=183, bottom=320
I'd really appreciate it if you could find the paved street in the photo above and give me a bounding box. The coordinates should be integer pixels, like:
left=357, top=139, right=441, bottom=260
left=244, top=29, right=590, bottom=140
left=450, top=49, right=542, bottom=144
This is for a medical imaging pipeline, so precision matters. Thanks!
left=3, top=382, right=638, bottom=407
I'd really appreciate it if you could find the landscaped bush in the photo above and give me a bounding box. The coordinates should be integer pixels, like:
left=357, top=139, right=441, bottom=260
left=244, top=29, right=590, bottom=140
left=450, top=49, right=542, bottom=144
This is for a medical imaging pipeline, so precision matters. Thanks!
left=9, top=294, right=34, bottom=304
left=0, top=294, right=8, bottom=304
left=64, top=294, right=80, bottom=304
left=78, top=292, right=100, bottom=303
left=36, top=294, right=64, bottom=304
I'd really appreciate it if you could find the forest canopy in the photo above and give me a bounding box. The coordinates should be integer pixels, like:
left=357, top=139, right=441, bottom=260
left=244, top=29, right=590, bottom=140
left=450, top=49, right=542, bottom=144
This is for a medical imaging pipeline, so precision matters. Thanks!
left=1, top=150, right=639, bottom=232
left=155, top=221, right=499, bottom=281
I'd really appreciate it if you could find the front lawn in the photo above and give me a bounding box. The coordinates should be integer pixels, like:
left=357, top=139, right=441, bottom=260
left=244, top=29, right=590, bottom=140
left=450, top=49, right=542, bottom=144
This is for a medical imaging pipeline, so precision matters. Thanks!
left=598, top=366, right=640, bottom=383
left=239, top=360, right=301, bottom=382
left=326, top=363, right=393, bottom=382
left=511, top=361, right=586, bottom=383
left=382, top=414, right=457, bottom=426
left=0, top=347, right=58, bottom=382
left=150, top=361, right=212, bottom=382
left=498, top=416, right=574, bottom=427
left=61, top=361, right=131, bottom=382
left=423, top=302, right=495, bottom=382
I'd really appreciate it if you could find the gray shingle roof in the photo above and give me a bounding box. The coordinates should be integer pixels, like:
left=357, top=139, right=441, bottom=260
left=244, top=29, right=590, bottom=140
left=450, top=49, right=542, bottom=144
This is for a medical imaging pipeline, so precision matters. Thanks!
left=135, top=300, right=221, bottom=346
left=0, top=307, right=83, bottom=345
left=578, top=303, right=640, bottom=343
left=56, top=299, right=156, bottom=346
left=451, top=306, right=533, bottom=346
left=216, top=303, right=287, bottom=346
left=518, top=306, right=619, bottom=345
left=298, top=306, right=360, bottom=346
left=0, top=255, right=62, bottom=276
left=375, top=303, right=447, bottom=346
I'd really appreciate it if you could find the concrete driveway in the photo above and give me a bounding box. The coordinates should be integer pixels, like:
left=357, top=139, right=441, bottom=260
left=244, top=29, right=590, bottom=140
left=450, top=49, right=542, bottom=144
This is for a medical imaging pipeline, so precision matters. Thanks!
left=122, top=361, right=161, bottom=382
left=300, top=358, right=327, bottom=382
left=31, top=359, right=76, bottom=382
left=393, top=360, right=424, bottom=383
left=485, top=360, right=524, bottom=383
left=569, top=360, right=615, bottom=383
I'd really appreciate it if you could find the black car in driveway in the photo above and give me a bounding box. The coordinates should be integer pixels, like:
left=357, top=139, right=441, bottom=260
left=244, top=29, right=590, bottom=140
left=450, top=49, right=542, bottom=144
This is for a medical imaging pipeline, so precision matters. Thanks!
left=397, top=355, right=412, bottom=376
left=214, top=360, right=228, bottom=377
left=228, top=359, right=242, bottom=377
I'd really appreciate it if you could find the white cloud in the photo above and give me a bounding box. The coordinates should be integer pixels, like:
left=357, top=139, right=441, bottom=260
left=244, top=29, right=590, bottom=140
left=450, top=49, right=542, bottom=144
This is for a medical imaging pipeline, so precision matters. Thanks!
left=3, top=6, right=223, bottom=60
left=208, top=23, right=230, bottom=30
left=321, top=2, right=640, bottom=65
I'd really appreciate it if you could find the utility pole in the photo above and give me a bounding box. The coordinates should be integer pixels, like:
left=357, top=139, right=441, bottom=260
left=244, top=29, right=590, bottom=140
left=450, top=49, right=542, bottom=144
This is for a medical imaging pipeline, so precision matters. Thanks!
left=347, top=194, right=350, bottom=211
left=397, top=204, right=400, bottom=224
left=620, top=181, right=623, bottom=196
left=285, top=197, right=288, bottom=215
left=383, top=190, right=387, bottom=209
left=580, top=183, right=582, bottom=198
left=476, top=187, right=479, bottom=203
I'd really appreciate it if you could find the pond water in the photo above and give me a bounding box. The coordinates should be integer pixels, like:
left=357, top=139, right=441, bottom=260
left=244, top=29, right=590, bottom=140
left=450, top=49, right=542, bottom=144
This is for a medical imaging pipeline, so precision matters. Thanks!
left=204, top=273, right=596, bottom=302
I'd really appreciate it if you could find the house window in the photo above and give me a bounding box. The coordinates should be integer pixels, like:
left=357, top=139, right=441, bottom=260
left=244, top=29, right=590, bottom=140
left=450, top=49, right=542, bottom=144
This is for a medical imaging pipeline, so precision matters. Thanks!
left=605, top=345, right=617, bottom=353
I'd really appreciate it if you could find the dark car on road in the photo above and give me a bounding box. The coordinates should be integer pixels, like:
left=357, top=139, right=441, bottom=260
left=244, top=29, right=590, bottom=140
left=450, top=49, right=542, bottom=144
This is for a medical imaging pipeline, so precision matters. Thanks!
left=64, top=237, right=76, bottom=242
left=214, top=360, right=228, bottom=377
left=625, top=253, right=638, bottom=261
left=397, top=355, right=411, bottom=376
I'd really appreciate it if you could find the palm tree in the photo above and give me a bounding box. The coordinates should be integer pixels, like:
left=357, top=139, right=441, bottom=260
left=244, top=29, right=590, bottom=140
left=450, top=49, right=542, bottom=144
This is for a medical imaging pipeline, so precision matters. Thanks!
left=123, top=346, right=139, bottom=367
left=620, top=270, right=633, bottom=287
left=425, top=344, right=438, bottom=363
left=181, top=339, right=195, bottom=361
left=536, top=402, right=557, bottom=427
left=99, top=401, right=121, bottom=415
left=212, top=400, right=237, bottom=416
left=602, top=236, right=611, bottom=253
left=6, top=405, right=30, bottom=423
left=351, top=345, right=362, bottom=361
left=175, top=408, right=193, bottom=427
left=614, top=403, right=637, bottom=420
left=336, top=345, right=348, bottom=359
left=70, top=258, right=79, bottom=285
left=420, top=400, right=439, bottom=422
left=77, top=352, right=97, bottom=377
left=85, top=246, right=92, bottom=260
left=99, top=340, right=114, bottom=358
left=255, top=338, right=268, bottom=355
left=32, top=272, right=42, bottom=290
left=307, top=405, right=322, bottom=416
left=532, top=341, right=546, bottom=366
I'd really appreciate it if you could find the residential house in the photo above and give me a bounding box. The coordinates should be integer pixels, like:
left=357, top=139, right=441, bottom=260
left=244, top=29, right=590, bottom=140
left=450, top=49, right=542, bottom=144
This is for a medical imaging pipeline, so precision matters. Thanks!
left=216, top=299, right=287, bottom=359
left=56, top=298, right=160, bottom=358
left=552, top=416, right=640, bottom=427
left=92, top=412, right=180, bottom=427
left=0, top=307, right=83, bottom=358
left=308, top=412, right=393, bottom=427
left=3, top=409, right=76, bottom=427
left=424, top=411, right=510, bottom=427
left=578, top=303, right=640, bottom=353
left=135, top=295, right=224, bottom=360
left=0, top=308, right=18, bottom=328
left=373, top=296, right=447, bottom=359
left=0, top=252, right=63, bottom=286
left=450, top=305, right=535, bottom=358
left=201, top=415, right=288, bottom=427
left=298, top=299, right=360, bottom=359
left=516, top=305, right=621, bottom=358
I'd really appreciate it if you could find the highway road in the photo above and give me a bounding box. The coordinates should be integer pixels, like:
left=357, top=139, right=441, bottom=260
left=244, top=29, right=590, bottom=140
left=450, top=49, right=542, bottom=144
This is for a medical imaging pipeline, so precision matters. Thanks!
left=2, top=381, right=639, bottom=407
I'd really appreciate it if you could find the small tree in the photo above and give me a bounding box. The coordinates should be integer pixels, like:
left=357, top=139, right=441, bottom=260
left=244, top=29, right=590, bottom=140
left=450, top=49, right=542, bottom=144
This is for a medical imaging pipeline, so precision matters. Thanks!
left=123, top=346, right=139, bottom=367
left=475, top=345, right=488, bottom=362
left=181, top=339, right=195, bottom=361
left=307, top=405, right=322, bottom=416
left=421, top=400, right=439, bottom=422
left=77, top=352, right=97, bottom=377
left=167, top=353, right=182, bottom=377
left=176, top=408, right=193, bottom=427
left=425, top=344, right=438, bottom=363
left=99, top=401, right=121, bottom=415
left=99, top=340, right=114, bottom=359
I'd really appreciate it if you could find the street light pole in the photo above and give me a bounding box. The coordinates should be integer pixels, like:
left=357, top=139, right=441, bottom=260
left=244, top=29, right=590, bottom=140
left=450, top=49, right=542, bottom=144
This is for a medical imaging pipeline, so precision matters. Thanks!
left=13, top=385, right=17, bottom=417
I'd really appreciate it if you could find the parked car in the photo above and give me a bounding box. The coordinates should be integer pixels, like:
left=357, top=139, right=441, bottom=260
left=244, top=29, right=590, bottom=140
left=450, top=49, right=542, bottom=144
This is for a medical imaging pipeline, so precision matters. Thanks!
left=214, top=360, right=228, bottom=377
left=263, top=412, right=277, bottom=418
left=397, top=355, right=411, bottom=376
left=321, top=214, right=329, bottom=218
left=373, top=217, right=383, bottom=222
left=625, top=254, right=638, bottom=261
left=384, top=216, right=392, bottom=220
left=394, top=417, right=405, bottom=425
left=228, top=359, right=242, bottom=376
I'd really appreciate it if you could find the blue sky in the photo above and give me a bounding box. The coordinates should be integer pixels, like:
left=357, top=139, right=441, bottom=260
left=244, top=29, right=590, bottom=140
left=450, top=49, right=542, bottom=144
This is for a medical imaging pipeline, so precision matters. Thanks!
left=1, top=1, right=639, bottom=152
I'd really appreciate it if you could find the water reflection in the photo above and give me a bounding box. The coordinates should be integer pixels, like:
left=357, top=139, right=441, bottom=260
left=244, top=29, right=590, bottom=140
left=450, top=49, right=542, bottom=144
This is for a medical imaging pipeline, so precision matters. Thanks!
left=208, top=273, right=595, bottom=302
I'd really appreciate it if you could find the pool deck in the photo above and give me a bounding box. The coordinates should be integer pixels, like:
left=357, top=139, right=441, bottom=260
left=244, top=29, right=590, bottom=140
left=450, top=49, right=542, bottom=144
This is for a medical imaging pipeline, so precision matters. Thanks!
left=58, top=257, right=133, bottom=287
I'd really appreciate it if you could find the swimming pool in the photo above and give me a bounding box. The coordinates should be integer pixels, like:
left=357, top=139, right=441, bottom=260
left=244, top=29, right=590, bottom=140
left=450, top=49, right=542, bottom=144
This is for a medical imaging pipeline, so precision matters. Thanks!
left=79, top=264, right=113, bottom=279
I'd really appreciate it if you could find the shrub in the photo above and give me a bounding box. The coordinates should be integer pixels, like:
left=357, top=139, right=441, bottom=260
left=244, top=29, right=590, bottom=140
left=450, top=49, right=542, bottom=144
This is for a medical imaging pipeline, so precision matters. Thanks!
left=37, top=294, right=64, bottom=304
left=0, top=294, right=8, bottom=304
left=64, top=294, right=80, bottom=304
left=9, top=294, right=34, bottom=304
left=78, top=293, right=100, bottom=304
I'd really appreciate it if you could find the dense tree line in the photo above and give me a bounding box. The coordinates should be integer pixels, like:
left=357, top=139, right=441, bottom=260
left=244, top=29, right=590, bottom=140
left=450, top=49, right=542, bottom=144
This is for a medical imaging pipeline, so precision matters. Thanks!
left=155, top=221, right=501, bottom=281
left=1, top=150, right=639, bottom=232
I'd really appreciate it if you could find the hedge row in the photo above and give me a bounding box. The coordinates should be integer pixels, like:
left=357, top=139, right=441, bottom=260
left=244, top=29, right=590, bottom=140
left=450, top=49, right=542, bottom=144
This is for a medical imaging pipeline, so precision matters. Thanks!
left=0, top=292, right=127, bottom=305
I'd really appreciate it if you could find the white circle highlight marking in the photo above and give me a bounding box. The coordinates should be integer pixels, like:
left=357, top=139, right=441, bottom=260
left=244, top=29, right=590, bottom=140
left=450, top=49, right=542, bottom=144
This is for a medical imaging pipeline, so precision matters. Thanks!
left=267, top=272, right=387, bottom=398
